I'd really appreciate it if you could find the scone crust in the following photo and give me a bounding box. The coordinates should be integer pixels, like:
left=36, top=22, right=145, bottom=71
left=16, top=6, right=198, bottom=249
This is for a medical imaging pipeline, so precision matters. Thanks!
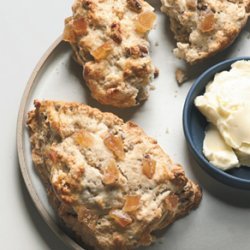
left=161, top=0, right=250, bottom=64
left=63, top=0, right=157, bottom=107
left=27, top=100, right=201, bottom=250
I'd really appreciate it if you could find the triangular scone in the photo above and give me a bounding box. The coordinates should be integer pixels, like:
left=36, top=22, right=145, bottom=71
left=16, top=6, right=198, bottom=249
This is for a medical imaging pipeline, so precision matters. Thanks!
left=27, top=100, right=201, bottom=250
left=63, top=0, right=157, bottom=108
left=161, top=0, right=250, bottom=64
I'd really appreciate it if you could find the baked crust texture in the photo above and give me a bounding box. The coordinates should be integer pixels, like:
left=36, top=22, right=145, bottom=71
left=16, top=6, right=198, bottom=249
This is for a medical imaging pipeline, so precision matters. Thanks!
left=63, top=0, right=157, bottom=107
left=27, top=100, right=202, bottom=250
left=161, top=0, right=250, bottom=64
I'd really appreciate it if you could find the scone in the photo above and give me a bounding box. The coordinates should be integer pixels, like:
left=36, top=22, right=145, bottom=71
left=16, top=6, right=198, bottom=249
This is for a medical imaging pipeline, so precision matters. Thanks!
left=27, top=100, right=202, bottom=250
left=161, top=0, right=250, bottom=64
left=63, top=0, right=157, bottom=108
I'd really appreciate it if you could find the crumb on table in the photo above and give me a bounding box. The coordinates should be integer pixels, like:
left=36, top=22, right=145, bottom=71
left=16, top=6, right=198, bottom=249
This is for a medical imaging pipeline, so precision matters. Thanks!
left=175, top=68, right=188, bottom=85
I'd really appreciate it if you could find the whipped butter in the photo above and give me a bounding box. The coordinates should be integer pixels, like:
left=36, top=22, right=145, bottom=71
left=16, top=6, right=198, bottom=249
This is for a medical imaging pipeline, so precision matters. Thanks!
left=203, top=125, right=239, bottom=170
left=195, top=60, right=250, bottom=170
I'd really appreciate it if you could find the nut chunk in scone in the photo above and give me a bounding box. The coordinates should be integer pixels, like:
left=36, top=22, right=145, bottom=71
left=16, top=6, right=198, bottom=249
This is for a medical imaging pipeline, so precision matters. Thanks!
left=63, top=0, right=157, bottom=108
left=161, top=0, right=250, bottom=64
left=27, top=100, right=202, bottom=250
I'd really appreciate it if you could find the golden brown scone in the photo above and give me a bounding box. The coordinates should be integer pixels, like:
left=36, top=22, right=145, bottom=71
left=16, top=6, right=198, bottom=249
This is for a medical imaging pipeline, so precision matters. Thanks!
left=63, top=0, right=157, bottom=108
left=27, top=100, right=202, bottom=250
left=161, top=0, right=250, bottom=64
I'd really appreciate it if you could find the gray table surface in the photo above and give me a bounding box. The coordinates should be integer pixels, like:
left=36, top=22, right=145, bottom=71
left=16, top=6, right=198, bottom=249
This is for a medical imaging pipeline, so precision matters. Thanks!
left=1, top=1, right=250, bottom=250
left=0, top=1, right=72, bottom=249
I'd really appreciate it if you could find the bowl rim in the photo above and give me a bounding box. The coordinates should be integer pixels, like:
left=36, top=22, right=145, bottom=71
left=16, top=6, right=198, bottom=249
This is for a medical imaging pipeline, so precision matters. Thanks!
left=183, top=56, right=250, bottom=189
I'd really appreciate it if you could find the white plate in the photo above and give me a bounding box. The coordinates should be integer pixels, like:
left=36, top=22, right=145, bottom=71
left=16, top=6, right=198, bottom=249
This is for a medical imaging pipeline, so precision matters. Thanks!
left=17, top=2, right=250, bottom=250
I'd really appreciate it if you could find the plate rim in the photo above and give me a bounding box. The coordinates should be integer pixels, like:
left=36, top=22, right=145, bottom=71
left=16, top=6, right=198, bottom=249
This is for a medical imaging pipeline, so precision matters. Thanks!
left=16, top=35, right=85, bottom=250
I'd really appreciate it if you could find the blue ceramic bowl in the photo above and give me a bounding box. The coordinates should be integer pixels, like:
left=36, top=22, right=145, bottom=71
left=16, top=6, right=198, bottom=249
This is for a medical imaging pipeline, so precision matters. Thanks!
left=183, top=57, right=250, bottom=189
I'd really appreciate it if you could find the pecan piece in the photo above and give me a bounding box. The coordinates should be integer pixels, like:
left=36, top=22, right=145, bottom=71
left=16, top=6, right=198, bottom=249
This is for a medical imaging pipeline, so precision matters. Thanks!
left=110, top=22, right=122, bottom=44
left=127, top=0, right=143, bottom=13
left=186, top=0, right=197, bottom=10
left=126, top=45, right=149, bottom=58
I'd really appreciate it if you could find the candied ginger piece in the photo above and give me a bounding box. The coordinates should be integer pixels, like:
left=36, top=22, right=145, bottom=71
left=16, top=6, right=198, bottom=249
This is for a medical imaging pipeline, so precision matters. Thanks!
left=102, top=159, right=120, bottom=185
left=109, top=209, right=133, bottom=227
left=72, top=17, right=87, bottom=36
left=73, top=130, right=94, bottom=148
left=123, top=195, right=140, bottom=212
left=135, top=11, right=156, bottom=33
left=91, top=41, right=113, bottom=61
left=142, top=154, right=156, bottom=179
left=165, top=194, right=179, bottom=209
left=104, top=133, right=125, bottom=160
left=63, top=24, right=76, bottom=43
left=199, top=13, right=215, bottom=33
